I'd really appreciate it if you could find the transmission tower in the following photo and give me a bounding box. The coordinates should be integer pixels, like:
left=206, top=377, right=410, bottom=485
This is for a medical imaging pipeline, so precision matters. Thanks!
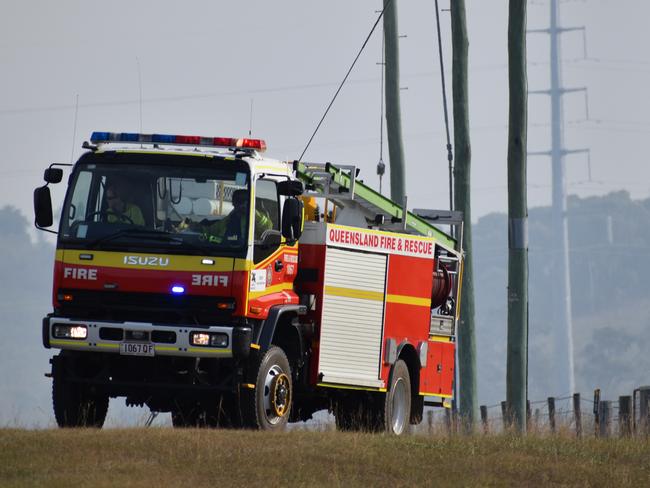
left=528, top=0, right=589, bottom=396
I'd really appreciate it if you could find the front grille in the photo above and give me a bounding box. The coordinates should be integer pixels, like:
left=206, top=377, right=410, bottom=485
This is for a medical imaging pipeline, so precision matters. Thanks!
left=58, top=289, right=234, bottom=325
left=99, top=327, right=123, bottom=341
left=152, top=330, right=176, bottom=344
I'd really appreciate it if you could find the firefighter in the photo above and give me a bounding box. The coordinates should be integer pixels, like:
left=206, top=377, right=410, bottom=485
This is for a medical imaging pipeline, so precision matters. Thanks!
left=203, top=189, right=271, bottom=244
left=105, top=182, right=145, bottom=225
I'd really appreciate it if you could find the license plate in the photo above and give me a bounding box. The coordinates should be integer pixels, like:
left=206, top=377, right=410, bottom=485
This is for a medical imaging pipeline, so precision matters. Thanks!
left=120, top=342, right=155, bottom=357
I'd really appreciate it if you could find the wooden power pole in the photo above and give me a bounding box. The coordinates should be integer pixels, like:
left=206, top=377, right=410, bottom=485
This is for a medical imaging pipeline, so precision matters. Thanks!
left=383, top=0, right=406, bottom=203
left=450, top=0, right=477, bottom=429
left=506, top=0, right=529, bottom=432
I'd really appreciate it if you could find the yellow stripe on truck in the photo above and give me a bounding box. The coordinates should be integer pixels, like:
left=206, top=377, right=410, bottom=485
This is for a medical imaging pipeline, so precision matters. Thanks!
left=55, top=249, right=250, bottom=272
left=50, top=339, right=91, bottom=348
left=386, top=294, right=430, bottom=307
left=324, top=286, right=384, bottom=302
left=324, top=285, right=430, bottom=307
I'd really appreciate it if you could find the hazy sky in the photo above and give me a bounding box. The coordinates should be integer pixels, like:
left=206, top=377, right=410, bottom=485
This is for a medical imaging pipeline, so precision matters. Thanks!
left=2, top=1, right=649, bottom=223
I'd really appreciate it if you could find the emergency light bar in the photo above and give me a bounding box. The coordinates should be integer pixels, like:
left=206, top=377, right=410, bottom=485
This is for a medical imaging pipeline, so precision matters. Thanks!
left=89, top=132, right=267, bottom=152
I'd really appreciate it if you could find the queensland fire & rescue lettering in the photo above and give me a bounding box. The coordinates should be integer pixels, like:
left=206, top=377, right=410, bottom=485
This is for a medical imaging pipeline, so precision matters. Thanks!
left=328, top=228, right=433, bottom=256
left=123, top=255, right=170, bottom=266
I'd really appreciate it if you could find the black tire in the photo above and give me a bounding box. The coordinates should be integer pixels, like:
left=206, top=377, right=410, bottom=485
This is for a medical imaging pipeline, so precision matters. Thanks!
left=242, top=346, right=292, bottom=430
left=383, top=360, right=411, bottom=435
left=52, top=367, right=108, bottom=428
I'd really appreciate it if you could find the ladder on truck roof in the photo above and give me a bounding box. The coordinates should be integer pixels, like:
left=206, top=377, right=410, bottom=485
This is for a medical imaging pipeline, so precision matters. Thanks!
left=294, top=161, right=461, bottom=251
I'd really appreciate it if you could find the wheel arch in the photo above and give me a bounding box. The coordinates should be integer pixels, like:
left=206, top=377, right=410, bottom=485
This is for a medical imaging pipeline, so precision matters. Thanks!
left=256, top=305, right=304, bottom=364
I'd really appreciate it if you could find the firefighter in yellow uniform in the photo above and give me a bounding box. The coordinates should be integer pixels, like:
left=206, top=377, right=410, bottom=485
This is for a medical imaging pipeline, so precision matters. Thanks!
left=204, top=189, right=271, bottom=244
left=105, top=183, right=145, bottom=226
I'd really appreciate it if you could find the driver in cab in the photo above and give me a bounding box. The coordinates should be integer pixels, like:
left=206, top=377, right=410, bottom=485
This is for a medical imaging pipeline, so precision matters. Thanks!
left=203, top=189, right=271, bottom=244
left=105, top=182, right=145, bottom=226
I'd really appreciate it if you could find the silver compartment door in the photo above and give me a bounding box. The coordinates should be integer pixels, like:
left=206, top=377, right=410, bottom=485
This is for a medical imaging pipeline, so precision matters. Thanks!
left=318, top=247, right=387, bottom=388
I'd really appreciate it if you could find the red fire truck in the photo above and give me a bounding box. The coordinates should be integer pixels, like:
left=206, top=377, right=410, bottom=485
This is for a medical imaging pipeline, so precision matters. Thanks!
left=34, top=132, right=463, bottom=434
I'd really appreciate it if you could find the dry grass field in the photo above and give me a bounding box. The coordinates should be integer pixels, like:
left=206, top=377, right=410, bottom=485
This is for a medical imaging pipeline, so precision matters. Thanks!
left=1, top=428, right=649, bottom=487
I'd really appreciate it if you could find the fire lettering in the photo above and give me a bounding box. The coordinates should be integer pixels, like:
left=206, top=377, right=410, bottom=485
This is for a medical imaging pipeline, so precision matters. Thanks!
left=191, top=274, right=229, bottom=287
left=63, top=267, right=97, bottom=280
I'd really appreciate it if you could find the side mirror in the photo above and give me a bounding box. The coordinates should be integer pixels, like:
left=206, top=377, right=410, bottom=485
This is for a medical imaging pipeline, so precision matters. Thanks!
left=282, top=198, right=304, bottom=242
left=44, top=168, right=63, bottom=184
left=278, top=180, right=304, bottom=197
left=34, top=186, right=54, bottom=228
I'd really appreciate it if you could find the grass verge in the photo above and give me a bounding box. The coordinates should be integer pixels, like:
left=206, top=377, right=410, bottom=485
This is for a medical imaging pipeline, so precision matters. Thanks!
left=1, top=428, right=649, bottom=487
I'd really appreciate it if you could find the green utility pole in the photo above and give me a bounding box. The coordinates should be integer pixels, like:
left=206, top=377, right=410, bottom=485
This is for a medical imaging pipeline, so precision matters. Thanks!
left=506, top=0, right=529, bottom=432
left=450, top=0, right=477, bottom=430
left=383, top=0, right=406, bottom=203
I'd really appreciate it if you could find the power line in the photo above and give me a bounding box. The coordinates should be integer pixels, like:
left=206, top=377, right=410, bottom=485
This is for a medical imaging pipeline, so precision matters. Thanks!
left=298, top=1, right=392, bottom=161
left=0, top=64, right=517, bottom=117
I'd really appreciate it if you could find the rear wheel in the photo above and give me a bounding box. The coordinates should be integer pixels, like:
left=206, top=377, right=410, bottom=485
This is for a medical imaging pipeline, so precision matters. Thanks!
left=242, top=346, right=292, bottom=430
left=52, top=363, right=108, bottom=428
left=383, top=360, right=411, bottom=435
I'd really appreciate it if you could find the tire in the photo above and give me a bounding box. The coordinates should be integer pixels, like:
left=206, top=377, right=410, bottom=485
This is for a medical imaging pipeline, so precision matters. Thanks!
left=242, top=346, right=292, bottom=430
left=383, top=360, right=411, bottom=435
left=52, top=365, right=108, bottom=428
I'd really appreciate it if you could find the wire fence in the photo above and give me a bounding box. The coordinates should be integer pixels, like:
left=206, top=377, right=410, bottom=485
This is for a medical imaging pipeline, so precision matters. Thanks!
left=416, top=386, right=650, bottom=438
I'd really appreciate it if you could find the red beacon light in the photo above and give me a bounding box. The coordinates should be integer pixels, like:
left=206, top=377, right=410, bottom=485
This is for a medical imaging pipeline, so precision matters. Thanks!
left=90, top=132, right=267, bottom=152
left=236, top=138, right=267, bottom=152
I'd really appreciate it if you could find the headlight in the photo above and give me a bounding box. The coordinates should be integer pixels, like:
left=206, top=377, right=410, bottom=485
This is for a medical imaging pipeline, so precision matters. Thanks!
left=190, top=331, right=229, bottom=348
left=53, top=324, right=87, bottom=340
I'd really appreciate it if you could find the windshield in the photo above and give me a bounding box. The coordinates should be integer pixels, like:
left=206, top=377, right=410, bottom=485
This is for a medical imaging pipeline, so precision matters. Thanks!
left=60, top=156, right=250, bottom=254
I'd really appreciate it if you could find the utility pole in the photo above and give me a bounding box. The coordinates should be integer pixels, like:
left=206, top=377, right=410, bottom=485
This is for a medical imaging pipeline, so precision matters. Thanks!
left=450, top=0, right=477, bottom=430
left=506, top=0, right=529, bottom=433
left=383, top=0, right=406, bottom=203
left=528, top=0, right=589, bottom=396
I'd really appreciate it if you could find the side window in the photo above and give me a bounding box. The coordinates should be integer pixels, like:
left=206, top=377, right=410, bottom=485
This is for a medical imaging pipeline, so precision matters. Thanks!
left=65, top=171, right=93, bottom=233
left=253, top=179, right=281, bottom=263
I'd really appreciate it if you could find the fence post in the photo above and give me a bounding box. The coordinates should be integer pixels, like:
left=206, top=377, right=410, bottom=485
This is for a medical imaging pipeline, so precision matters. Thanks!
left=593, top=388, right=601, bottom=437
left=547, top=397, right=556, bottom=434
left=573, top=393, right=582, bottom=438
left=480, top=405, right=489, bottom=434
left=619, top=395, right=632, bottom=437
left=598, top=400, right=612, bottom=438
left=639, top=386, right=650, bottom=436
left=501, top=401, right=509, bottom=430
left=526, top=400, right=531, bottom=432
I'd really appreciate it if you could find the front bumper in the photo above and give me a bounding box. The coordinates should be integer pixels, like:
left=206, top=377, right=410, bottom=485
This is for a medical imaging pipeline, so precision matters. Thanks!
left=43, top=316, right=252, bottom=359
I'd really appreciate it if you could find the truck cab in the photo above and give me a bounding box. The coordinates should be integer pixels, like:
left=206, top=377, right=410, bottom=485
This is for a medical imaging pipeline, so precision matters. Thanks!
left=36, top=132, right=306, bottom=429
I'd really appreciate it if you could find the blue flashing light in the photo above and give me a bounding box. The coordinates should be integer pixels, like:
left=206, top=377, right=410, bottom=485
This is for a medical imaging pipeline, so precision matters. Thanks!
left=90, top=131, right=110, bottom=142
left=171, top=285, right=185, bottom=294
left=152, top=134, right=175, bottom=144
left=120, top=133, right=139, bottom=142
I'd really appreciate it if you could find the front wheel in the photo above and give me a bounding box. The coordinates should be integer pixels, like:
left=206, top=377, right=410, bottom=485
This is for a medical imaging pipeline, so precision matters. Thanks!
left=383, top=359, right=411, bottom=435
left=242, top=346, right=292, bottom=430
left=52, top=364, right=108, bottom=428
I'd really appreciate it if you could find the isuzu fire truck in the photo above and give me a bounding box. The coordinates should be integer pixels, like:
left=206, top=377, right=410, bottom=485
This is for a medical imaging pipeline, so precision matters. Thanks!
left=34, top=131, right=463, bottom=434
